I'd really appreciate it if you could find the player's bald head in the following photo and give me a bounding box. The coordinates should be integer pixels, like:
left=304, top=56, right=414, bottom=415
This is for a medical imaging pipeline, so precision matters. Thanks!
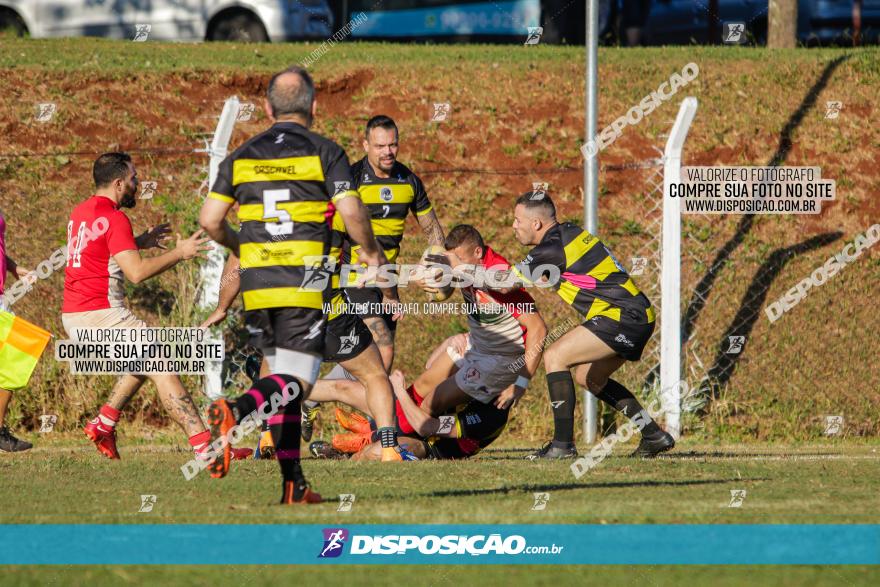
left=267, top=66, right=315, bottom=122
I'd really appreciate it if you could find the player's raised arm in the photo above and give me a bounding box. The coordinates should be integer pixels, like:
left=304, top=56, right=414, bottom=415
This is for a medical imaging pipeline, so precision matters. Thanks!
left=114, top=230, right=212, bottom=285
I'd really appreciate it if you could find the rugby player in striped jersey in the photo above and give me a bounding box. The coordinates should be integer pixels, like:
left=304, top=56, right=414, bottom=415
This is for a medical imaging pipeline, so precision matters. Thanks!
left=501, top=192, right=675, bottom=459
left=199, top=66, right=405, bottom=504
left=297, top=115, right=446, bottom=441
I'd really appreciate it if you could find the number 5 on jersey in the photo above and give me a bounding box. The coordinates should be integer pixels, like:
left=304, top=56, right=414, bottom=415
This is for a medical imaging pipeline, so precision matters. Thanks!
left=263, top=188, right=294, bottom=236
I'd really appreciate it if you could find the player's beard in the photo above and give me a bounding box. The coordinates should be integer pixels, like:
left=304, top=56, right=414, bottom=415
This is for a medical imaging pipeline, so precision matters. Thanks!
left=119, top=184, right=138, bottom=209
left=378, top=155, right=395, bottom=174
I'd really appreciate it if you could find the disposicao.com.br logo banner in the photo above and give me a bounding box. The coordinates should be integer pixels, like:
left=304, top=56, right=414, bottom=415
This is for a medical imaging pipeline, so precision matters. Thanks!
left=1, top=524, right=877, bottom=564
left=317, top=527, right=564, bottom=560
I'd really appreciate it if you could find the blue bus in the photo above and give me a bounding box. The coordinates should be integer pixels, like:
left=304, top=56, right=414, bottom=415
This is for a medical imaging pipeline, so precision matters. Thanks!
left=330, top=0, right=876, bottom=45
left=337, top=0, right=544, bottom=40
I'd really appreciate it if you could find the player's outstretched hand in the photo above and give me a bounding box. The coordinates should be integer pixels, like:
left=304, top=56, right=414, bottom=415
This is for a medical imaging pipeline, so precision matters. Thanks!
left=494, top=384, right=526, bottom=410
left=175, top=229, right=213, bottom=260
left=199, top=308, right=227, bottom=329
left=389, top=369, right=408, bottom=397
left=136, top=223, right=172, bottom=250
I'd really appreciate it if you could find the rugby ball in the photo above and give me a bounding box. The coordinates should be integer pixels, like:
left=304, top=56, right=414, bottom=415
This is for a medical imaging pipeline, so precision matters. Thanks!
left=420, top=245, right=455, bottom=302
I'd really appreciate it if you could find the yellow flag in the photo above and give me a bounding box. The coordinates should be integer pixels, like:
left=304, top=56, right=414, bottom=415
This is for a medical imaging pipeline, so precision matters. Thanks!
left=0, top=310, right=51, bottom=390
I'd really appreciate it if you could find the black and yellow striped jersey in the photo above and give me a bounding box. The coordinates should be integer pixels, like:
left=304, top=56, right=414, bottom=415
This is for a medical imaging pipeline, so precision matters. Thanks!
left=339, top=157, right=433, bottom=265
left=513, top=222, right=655, bottom=324
left=323, top=213, right=347, bottom=322
left=208, top=121, right=358, bottom=312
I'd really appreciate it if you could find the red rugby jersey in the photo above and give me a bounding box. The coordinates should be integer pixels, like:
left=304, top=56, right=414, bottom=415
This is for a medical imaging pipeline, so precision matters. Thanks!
left=62, top=196, right=137, bottom=313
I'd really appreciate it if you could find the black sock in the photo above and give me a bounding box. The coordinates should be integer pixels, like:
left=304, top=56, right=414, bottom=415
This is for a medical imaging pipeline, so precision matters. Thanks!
left=546, top=371, right=576, bottom=445
left=234, top=390, right=273, bottom=435
left=270, top=387, right=304, bottom=479
left=230, top=393, right=257, bottom=424
left=242, top=375, right=308, bottom=501
left=595, top=379, right=662, bottom=436
left=377, top=426, right=398, bottom=448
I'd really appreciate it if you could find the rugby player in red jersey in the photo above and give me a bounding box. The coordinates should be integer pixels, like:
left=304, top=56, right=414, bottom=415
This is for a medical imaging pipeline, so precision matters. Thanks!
left=63, top=152, right=250, bottom=461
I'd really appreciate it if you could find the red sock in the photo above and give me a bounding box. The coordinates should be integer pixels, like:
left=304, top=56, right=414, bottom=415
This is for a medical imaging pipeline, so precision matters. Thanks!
left=189, top=430, right=211, bottom=453
left=98, top=405, right=121, bottom=429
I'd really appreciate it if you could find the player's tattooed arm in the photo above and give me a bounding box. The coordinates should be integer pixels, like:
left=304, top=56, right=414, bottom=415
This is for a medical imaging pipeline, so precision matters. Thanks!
left=417, top=209, right=446, bottom=248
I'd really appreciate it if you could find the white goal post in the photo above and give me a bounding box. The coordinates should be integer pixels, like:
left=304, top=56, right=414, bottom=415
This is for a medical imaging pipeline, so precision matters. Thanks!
left=199, top=96, right=240, bottom=400
left=659, top=96, right=698, bottom=440
left=584, top=96, right=698, bottom=443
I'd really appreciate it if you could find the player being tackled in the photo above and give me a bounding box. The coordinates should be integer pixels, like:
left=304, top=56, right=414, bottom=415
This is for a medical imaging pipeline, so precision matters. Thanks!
left=308, top=224, right=548, bottom=460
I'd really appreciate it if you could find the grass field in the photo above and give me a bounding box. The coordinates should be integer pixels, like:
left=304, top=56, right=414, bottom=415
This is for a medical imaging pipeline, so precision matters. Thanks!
left=2, top=436, right=880, bottom=583
left=1, top=37, right=879, bottom=583
left=2, top=434, right=878, bottom=525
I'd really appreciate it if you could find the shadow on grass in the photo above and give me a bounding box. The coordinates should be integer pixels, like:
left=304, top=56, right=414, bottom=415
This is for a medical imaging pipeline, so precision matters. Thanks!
left=696, top=231, right=843, bottom=403
left=642, top=54, right=852, bottom=406
left=659, top=450, right=846, bottom=459
left=420, top=477, right=769, bottom=498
